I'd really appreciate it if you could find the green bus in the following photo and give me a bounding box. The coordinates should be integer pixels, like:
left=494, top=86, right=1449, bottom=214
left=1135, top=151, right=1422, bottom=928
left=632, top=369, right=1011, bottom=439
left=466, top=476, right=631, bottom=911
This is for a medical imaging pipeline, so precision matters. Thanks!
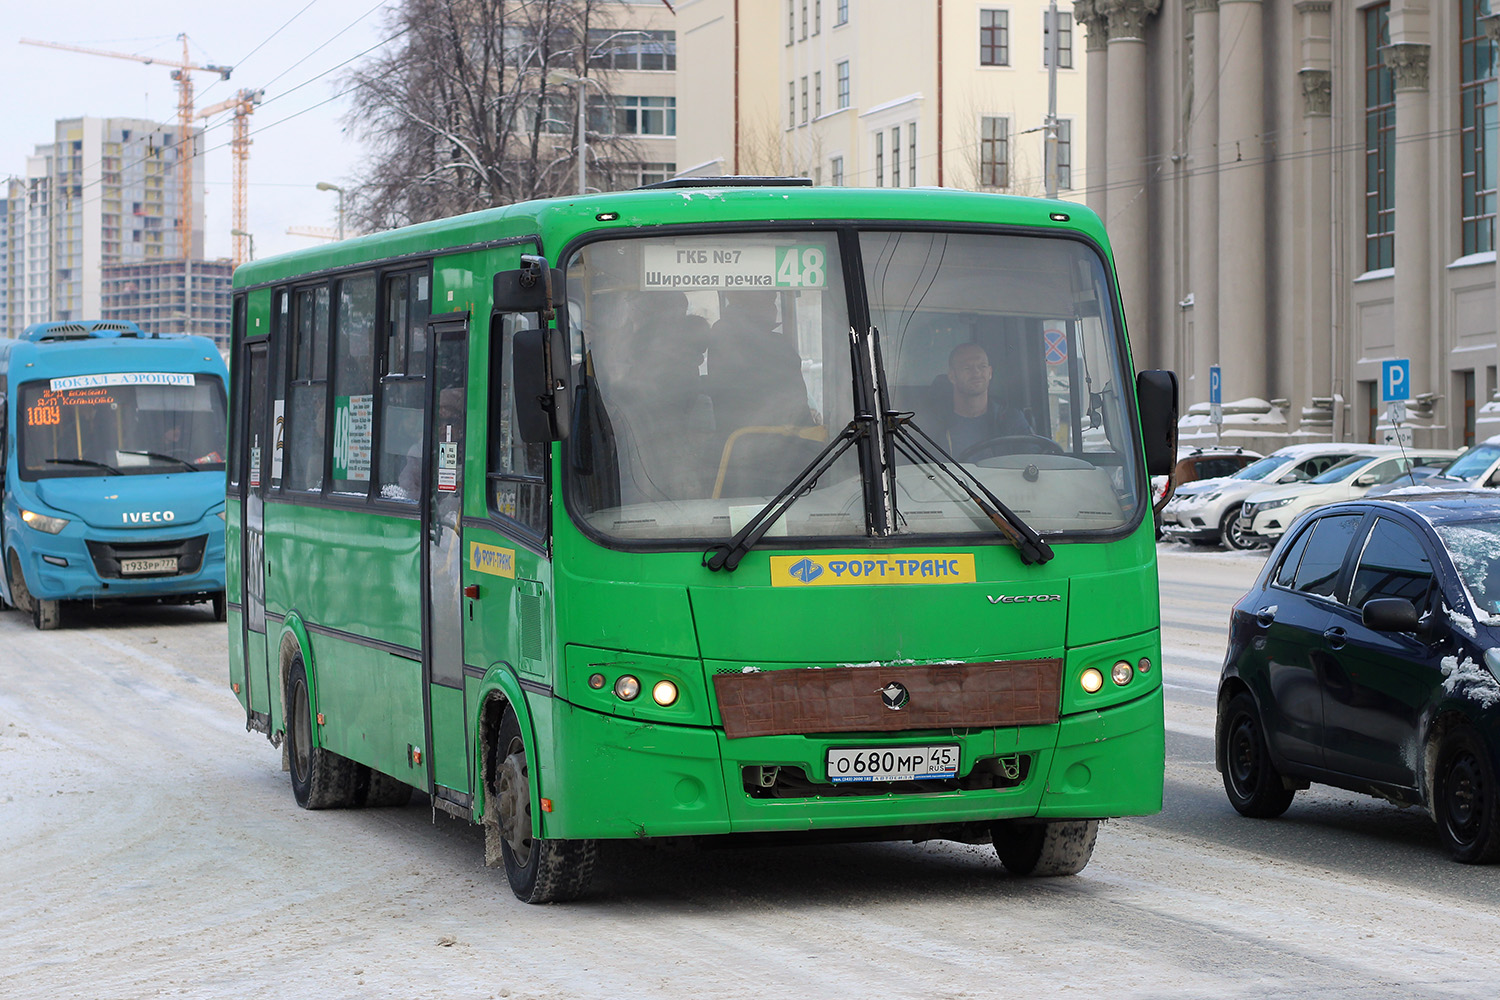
left=226, top=179, right=1177, bottom=902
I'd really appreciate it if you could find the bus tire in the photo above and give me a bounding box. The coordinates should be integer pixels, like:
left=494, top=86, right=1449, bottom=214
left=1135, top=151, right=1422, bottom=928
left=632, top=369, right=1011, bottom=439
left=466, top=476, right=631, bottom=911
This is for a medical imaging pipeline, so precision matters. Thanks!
left=991, top=819, right=1098, bottom=876
left=211, top=591, right=226, bottom=622
left=491, top=708, right=596, bottom=903
left=7, top=551, right=34, bottom=615
left=286, top=655, right=360, bottom=809
left=33, top=598, right=61, bottom=631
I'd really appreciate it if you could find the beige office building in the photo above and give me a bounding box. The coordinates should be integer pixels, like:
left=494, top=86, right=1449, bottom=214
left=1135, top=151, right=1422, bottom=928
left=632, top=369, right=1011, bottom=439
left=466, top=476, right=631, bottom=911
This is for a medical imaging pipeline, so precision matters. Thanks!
left=675, top=1, right=1088, bottom=198
left=1076, top=0, right=1500, bottom=451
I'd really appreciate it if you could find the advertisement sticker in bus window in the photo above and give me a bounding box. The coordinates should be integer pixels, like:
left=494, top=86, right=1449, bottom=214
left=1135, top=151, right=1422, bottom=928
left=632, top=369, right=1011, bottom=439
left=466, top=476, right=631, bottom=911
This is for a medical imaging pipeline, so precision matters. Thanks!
left=469, top=542, right=515, bottom=578
left=271, top=400, right=285, bottom=483
left=641, top=244, right=827, bottom=290
left=332, top=393, right=373, bottom=481
left=48, top=372, right=195, bottom=391
left=438, top=430, right=458, bottom=493
left=249, top=442, right=261, bottom=488
left=769, top=554, right=978, bottom=587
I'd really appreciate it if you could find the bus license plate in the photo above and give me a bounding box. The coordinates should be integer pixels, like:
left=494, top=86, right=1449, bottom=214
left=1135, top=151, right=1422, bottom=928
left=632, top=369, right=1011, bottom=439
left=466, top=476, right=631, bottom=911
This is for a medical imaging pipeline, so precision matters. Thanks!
left=120, top=557, right=177, bottom=575
left=827, top=745, right=960, bottom=783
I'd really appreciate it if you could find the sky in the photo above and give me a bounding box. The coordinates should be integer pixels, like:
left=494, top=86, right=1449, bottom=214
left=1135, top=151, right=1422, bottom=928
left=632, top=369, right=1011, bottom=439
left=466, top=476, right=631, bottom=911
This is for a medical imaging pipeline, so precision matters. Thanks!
left=0, top=0, right=395, bottom=261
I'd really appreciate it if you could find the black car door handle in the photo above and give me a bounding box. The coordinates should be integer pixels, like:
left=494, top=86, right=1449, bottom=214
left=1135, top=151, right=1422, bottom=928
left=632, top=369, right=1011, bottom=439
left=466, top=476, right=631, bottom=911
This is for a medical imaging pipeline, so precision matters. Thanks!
left=1256, top=607, right=1276, bottom=628
left=1323, top=626, right=1347, bottom=650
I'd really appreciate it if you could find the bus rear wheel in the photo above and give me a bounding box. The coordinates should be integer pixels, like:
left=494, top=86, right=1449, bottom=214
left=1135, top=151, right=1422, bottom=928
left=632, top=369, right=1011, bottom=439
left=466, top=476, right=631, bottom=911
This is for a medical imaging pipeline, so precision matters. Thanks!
left=490, top=708, right=595, bottom=903
left=286, top=656, right=360, bottom=809
left=991, top=819, right=1098, bottom=876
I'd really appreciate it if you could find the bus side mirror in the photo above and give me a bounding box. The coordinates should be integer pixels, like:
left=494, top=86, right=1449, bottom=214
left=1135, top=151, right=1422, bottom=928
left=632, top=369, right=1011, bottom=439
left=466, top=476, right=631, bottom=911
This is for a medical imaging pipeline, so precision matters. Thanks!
left=1136, top=369, right=1179, bottom=477
left=513, top=327, right=571, bottom=443
left=495, top=254, right=560, bottom=322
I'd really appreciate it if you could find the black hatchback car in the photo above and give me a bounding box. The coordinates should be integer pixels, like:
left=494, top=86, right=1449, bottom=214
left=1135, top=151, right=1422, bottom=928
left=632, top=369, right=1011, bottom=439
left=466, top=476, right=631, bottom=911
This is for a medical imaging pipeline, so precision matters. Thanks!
left=1217, top=491, right=1500, bottom=862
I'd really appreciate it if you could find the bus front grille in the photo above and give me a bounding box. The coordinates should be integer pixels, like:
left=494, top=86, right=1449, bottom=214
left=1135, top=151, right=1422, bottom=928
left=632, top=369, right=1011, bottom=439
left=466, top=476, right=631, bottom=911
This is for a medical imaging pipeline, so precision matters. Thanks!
left=85, top=535, right=208, bottom=579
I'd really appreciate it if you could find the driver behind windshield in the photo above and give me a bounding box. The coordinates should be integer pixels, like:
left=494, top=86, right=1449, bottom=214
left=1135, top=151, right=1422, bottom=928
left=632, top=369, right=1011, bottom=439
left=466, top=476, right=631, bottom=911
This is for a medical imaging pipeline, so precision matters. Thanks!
left=932, top=343, right=1032, bottom=457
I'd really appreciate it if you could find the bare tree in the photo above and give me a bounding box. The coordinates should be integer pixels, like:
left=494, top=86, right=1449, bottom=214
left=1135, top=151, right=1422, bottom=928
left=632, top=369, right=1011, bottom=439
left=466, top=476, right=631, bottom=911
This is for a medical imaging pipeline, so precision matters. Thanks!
left=343, top=0, right=645, bottom=230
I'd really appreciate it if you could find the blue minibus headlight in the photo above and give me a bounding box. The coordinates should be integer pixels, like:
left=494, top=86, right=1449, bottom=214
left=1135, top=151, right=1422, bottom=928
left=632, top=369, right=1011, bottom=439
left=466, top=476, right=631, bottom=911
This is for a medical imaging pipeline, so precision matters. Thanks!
left=20, top=509, right=69, bottom=534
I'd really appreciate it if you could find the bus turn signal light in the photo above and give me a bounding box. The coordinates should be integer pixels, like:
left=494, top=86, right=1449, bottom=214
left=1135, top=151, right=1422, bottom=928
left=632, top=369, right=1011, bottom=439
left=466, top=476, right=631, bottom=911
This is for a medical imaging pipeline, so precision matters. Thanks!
left=1112, top=661, right=1134, bottom=686
left=614, top=675, right=641, bottom=701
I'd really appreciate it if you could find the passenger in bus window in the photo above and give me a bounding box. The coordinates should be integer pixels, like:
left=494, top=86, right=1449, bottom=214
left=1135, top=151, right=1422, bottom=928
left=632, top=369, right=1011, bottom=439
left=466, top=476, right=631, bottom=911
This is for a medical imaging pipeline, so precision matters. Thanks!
left=704, top=290, right=813, bottom=433
left=932, top=343, right=1031, bottom=458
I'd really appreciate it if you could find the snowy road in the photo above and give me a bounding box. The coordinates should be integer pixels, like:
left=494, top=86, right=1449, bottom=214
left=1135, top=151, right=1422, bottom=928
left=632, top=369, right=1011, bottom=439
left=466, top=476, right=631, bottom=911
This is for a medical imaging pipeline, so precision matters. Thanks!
left=4, top=547, right=1500, bottom=999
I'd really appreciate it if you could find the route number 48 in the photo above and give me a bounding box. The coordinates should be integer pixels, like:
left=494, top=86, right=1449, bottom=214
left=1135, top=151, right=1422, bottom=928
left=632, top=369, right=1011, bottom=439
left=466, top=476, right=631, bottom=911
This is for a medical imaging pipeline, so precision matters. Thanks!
left=775, top=246, right=827, bottom=288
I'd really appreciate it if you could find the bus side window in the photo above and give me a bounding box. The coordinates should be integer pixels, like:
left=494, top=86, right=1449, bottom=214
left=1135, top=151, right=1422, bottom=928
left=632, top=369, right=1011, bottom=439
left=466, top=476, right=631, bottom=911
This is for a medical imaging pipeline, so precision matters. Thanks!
left=489, top=311, right=548, bottom=536
left=286, top=285, right=330, bottom=492
left=377, top=271, right=428, bottom=502
left=228, top=295, right=245, bottom=492
left=331, top=273, right=377, bottom=496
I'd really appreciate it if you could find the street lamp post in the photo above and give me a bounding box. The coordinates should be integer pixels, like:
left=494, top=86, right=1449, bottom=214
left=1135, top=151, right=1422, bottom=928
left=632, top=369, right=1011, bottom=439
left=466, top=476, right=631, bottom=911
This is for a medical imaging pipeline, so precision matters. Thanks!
left=230, top=228, right=255, bottom=262
left=315, top=181, right=346, bottom=240
left=547, top=71, right=603, bottom=195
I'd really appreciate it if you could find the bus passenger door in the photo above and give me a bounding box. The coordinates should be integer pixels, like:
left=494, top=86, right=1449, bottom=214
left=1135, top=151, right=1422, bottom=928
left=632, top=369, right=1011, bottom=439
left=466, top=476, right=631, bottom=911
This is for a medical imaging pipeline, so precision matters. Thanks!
left=423, top=316, right=471, bottom=805
left=241, top=341, right=274, bottom=727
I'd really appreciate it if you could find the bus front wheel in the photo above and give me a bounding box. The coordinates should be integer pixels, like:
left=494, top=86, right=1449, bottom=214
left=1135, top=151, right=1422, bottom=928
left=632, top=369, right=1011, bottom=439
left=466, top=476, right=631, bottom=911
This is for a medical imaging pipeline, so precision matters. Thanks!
left=490, top=708, right=596, bottom=903
left=991, top=819, right=1098, bottom=876
left=8, top=553, right=59, bottom=630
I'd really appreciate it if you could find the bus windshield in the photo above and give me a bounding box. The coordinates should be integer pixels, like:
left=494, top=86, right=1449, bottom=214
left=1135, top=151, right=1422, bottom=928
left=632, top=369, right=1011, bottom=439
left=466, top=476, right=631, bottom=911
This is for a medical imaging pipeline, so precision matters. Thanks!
left=565, top=229, right=1137, bottom=544
left=18, top=376, right=227, bottom=479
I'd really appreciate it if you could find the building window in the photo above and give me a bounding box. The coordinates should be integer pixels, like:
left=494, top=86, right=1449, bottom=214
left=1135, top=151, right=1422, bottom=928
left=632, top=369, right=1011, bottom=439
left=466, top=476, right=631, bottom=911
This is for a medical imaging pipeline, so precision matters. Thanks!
left=837, top=0, right=849, bottom=26
left=628, top=162, right=677, bottom=187
left=1364, top=3, right=1395, bottom=272
left=588, top=29, right=676, bottom=71
left=801, top=76, right=809, bottom=124
left=1461, top=0, right=1496, bottom=256
left=1057, top=119, right=1072, bottom=189
left=815, top=71, right=823, bottom=117
left=815, top=0, right=822, bottom=34
left=875, top=131, right=884, bottom=187
left=837, top=61, right=850, bottom=109
left=592, top=95, right=677, bottom=136
left=981, top=9, right=1010, bottom=67
left=909, top=121, right=917, bottom=186
left=788, top=0, right=795, bottom=44
left=1043, top=9, right=1072, bottom=68
left=831, top=155, right=845, bottom=186
left=789, top=81, right=797, bottom=128
left=981, top=116, right=1009, bottom=187
left=891, top=126, right=901, bottom=187
left=801, top=0, right=808, bottom=39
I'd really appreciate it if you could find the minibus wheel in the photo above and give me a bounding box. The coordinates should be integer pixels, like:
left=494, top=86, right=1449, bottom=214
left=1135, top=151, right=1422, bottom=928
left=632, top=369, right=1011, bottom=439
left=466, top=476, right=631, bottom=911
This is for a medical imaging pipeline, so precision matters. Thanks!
left=492, top=708, right=596, bottom=903
left=211, top=591, right=226, bottom=622
left=991, top=819, right=1098, bottom=876
left=32, top=598, right=60, bottom=631
left=286, top=655, right=359, bottom=809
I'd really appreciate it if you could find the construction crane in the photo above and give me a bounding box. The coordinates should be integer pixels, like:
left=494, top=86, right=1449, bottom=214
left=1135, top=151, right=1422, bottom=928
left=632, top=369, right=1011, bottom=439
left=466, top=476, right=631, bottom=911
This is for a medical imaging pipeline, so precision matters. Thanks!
left=197, top=89, right=263, bottom=269
left=21, top=34, right=231, bottom=262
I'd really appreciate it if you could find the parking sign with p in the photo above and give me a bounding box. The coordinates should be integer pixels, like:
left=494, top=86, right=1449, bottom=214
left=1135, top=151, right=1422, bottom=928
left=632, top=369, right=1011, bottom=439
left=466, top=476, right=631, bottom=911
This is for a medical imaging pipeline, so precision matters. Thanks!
left=1382, top=359, right=1410, bottom=402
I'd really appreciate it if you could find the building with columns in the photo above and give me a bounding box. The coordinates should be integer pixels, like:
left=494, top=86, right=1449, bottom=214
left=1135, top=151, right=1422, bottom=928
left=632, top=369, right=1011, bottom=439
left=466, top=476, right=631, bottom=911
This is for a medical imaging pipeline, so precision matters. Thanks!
left=1079, top=0, right=1500, bottom=450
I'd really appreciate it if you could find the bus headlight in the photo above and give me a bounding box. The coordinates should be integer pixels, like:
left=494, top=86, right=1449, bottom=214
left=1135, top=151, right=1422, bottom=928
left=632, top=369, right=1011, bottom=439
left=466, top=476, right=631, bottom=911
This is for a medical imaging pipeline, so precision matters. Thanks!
left=1080, top=668, right=1104, bottom=694
left=613, top=675, right=641, bottom=701
left=20, top=509, right=69, bottom=534
left=651, top=680, right=679, bottom=706
left=1112, top=660, right=1134, bottom=686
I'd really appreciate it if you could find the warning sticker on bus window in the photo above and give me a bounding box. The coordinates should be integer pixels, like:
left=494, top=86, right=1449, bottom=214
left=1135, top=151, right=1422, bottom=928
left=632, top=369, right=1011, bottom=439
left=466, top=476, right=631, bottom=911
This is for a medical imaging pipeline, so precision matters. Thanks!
left=49, top=372, right=195, bottom=391
left=769, top=554, right=977, bottom=587
left=641, top=245, right=827, bottom=290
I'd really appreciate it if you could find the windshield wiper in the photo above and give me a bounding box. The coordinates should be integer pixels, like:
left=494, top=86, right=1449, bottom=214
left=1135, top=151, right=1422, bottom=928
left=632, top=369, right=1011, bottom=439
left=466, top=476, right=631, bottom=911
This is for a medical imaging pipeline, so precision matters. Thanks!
left=45, top=458, right=124, bottom=476
left=886, top=412, right=1054, bottom=566
left=118, top=449, right=198, bottom=472
left=703, top=417, right=869, bottom=572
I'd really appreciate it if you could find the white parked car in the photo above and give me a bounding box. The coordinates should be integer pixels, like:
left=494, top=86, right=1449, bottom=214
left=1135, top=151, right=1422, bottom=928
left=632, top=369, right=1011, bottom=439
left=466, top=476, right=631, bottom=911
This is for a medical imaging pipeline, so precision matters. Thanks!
left=1160, top=442, right=1385, bottom=549
left=1237, top=446, right=1460, bottom=545
left=1377, top=434, right=1500, bottom=493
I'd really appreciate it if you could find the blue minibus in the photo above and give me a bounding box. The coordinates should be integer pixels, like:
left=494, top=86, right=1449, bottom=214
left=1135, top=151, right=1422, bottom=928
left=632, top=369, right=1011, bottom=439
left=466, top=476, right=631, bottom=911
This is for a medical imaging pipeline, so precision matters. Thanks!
left=0, top=320, right=229, bottom=629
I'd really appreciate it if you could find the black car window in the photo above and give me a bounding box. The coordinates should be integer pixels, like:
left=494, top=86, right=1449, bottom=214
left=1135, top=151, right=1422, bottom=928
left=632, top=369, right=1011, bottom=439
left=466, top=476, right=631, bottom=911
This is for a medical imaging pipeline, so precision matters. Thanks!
left=1349, top=517, right=1434, bottom=609
left=1197, top=457, right=1243, bottom=479
left=1274, top=525, right=1315, bottom=589
left=1290, top=513, right=1363, bottom=601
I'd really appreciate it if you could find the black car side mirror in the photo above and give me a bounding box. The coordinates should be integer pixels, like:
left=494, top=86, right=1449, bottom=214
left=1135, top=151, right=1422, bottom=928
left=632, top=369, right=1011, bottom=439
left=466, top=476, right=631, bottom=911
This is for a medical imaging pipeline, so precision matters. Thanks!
left=1361, top=597, right=1421, bottom=633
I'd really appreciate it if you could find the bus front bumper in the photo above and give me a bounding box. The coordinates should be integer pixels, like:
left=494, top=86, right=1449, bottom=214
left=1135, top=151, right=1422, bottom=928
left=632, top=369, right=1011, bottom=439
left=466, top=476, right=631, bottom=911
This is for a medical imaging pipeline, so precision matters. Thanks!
left=16, top=523, right=226, bottom=602
left=538, top=686, right=1164, bottom=841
